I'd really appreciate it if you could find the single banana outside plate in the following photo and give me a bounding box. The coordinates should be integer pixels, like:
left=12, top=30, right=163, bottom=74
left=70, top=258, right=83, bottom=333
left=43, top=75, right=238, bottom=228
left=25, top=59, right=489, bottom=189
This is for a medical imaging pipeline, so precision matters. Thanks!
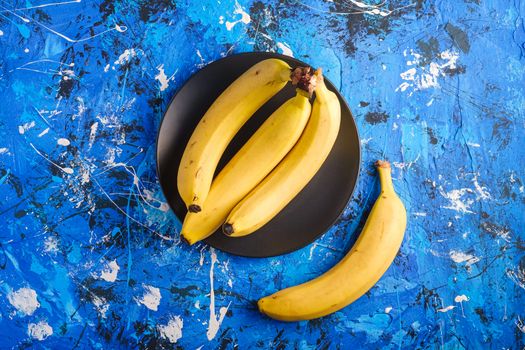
left=258, top=161, right=407, bottom=321
left=177, top=59, right=291, bottom=213
left=222, top=69, right=340, bottom=237
left=181, top=83, right=314, bottom=245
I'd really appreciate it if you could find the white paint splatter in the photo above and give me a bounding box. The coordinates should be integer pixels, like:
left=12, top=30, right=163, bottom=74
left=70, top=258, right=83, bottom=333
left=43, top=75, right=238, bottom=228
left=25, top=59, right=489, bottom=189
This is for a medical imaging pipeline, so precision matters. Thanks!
left=227, top=279, right=233, bottom=288
left=57, top=138, right=70, bottom=146
left=426, top=98, right=434, bottom=106
left=155, top=64, right=175, bottom=92
left=455, top=295, right=469, bottom=317
left=71, top=97, right=86, bottom=120
left=412, top=212, right=427, bottom=217
left=199, top=246, right=206, bottom=266
left=136, top=285, right=161, bottom=311
left=385, top=306, right=393, bottom=313
left=114, top=48, right=141, bottom=65
left=360, top=137, right=373, bottom=145
left=449, top=250, right=480, bottom=267
left=0, top=30, right=3, bottom=36
left=439, top=187, right=475, bottom=214
left=276, top=42, right=294, bottom=57
left=400, top=67, right=416, bottom=80
left=396, top=82, right=410, bottom=92
left=92, top=295, right=109, bottom=318
left=8, top=288, right=40, bottom=316
left=79, top=164, right=91, bottom=185
left=0, top=147, right=8, bottom=154
left=206, top=248, right=231, bottom=341
left=114, top=24, right=127, bottom=32
left=44, top=236, right=59, bottom=253
left=88, top=121, right=98, bottom=150
left=225, top=1, right=251, bottom=31
left=104, top=64, right=110, bottom=72
left=308, top=242, right=318, bottom=260
left=18, top=121, right=36, bottom=134
left=105, top=148, right=116, bottom=165
left=393, top=154, right=421, bottom=171
left=38, top=128, right=50, bottom=137
left=194, top=300, right=200, bottom=309
left=466, top=142, right=480, bottom=148
left=507, top=266, right=525, bottom=290
left=24, top=48, right=29, bottom=53
left=100, top=260, right=120, bottom=282
left=9, top=3, right=123, bottom=43
left=27, top=321, right=53, bottom=340
left=396, top=49, right=460, bottom=95
left=516, top=316, right=525, bottom=333
left=158, top=316, right=183, bottom=343
left=437, top=305, right=456, bottom=313
left=29, top=142, right=74, bottom=174
left=454, top=295, right=469, bottom=303
left=472, top=175, right=491, bottom=200
left=481, top=222, right=511, bottom=242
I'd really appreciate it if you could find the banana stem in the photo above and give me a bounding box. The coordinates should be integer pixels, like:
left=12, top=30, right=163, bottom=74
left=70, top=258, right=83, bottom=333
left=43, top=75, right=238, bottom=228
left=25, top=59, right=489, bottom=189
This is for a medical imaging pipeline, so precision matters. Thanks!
left=291, top=67, right=317, bottom=96
left=375, top=160, right=395, bottom=195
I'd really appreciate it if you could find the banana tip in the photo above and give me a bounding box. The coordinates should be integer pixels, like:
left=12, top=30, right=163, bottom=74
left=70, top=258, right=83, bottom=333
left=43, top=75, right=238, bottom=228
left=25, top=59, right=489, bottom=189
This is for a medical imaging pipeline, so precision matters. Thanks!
left=222, top=223, right=234, bottom=236
left=375, top=160, right=391, bottom=169
left=257, top=299, right=266, bottom=313
left=180, top=234, right=193, bottom=245
left=188, top=204, right=201, bottom=213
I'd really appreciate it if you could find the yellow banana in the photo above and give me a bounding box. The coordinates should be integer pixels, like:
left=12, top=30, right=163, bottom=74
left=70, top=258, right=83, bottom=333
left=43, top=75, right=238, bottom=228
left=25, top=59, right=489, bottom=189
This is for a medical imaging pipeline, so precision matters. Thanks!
left=222, top=69, right=340, bottom=237
left=181, top=87, right=313, bottom=245
left=258, top=161, right=407, bottom=321
left=177, top=59, right=291, bottom=213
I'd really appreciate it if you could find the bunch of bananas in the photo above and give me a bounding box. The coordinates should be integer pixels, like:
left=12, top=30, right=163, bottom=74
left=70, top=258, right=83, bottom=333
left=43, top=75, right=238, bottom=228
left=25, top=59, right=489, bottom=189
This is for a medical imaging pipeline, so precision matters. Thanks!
left=177, top=58, right=406, bottom=321
left=178, top=58, right=336, bottom=243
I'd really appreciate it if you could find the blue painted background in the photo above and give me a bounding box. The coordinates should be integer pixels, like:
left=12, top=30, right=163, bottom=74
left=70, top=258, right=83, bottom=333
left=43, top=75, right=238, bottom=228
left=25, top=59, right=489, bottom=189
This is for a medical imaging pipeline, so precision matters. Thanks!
left=1, top=0, right=524, bottom=348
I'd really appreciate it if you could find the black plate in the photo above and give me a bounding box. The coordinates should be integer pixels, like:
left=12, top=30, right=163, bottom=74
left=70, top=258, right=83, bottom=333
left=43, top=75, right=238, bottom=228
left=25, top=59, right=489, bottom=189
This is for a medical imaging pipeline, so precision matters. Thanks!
left=156, top=52, right=360, bottom=257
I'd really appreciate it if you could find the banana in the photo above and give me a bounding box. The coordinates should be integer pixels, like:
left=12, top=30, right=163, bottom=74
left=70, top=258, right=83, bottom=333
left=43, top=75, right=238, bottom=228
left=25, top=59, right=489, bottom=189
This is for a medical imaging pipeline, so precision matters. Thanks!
left=257, top=161, right=407, bottom=321
left=181, top=86, right=314, bottom=245
left=177, top=59, right=291, bottom=213
left=222, top=69, right=340, bottom=237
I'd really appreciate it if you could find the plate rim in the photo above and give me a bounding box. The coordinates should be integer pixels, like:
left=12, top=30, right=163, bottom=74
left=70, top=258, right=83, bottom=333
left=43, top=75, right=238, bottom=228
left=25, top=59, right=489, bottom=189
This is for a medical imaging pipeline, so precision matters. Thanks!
left=155, top=51, right=361, bottom=257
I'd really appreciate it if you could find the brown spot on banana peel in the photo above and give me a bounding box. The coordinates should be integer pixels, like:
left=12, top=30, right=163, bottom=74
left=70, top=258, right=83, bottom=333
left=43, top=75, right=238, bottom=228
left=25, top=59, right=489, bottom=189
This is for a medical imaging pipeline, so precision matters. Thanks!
left=195, top=167, right=202, bottom=179
left=188, top=204, right=201, bottom=213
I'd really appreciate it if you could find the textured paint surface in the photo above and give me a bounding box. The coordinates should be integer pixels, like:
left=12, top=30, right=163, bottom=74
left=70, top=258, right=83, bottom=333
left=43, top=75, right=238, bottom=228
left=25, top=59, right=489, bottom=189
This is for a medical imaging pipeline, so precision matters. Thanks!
left=0, top=0, right=524, bottom=348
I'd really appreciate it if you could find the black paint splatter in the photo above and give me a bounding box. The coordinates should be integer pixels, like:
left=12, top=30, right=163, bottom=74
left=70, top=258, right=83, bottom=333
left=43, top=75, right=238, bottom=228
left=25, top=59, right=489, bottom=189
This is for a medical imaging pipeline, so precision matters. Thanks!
left=365, top=111, right=389, bottom=124
left=138, top=0, right=177, bottom=23
left=445, top=23, right=471, bottom=53
left=417, top=37, right=441, bottom=66
left=426, top=127, right=438, bottom=144
left=57, top=77, right=77, bottom=99
left=474, top=308, right=489, bottom=324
